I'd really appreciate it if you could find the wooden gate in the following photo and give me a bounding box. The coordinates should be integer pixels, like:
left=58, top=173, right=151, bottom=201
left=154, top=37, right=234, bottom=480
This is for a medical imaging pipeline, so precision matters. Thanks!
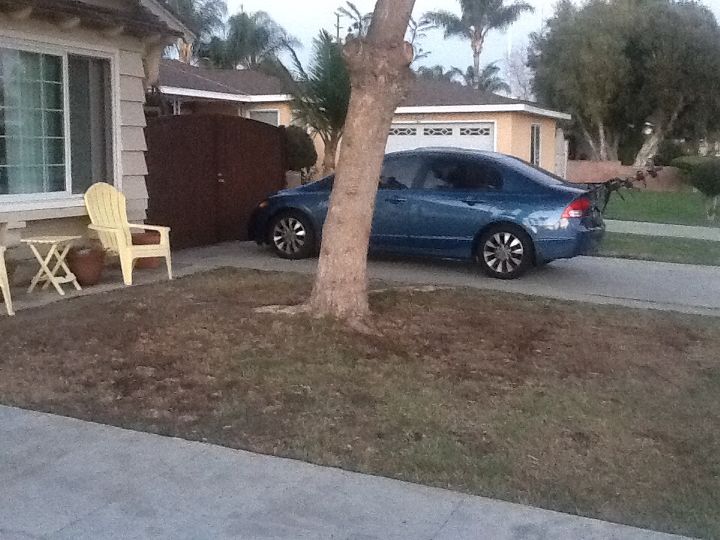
left=145, top=115, right=287, bottom=249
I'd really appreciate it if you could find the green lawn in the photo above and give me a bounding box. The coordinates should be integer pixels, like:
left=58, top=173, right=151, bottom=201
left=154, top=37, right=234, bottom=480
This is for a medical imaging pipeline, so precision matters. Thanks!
left=604, top=190, right=717, bottom=227
left=597, top=232, right=720, bottom=266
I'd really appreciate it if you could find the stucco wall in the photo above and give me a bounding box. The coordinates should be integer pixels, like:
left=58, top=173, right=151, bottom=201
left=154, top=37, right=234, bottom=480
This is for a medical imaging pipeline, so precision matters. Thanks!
left=0, top=8, right=153, bottom=246
left=242, top=102, right=294, bottom=126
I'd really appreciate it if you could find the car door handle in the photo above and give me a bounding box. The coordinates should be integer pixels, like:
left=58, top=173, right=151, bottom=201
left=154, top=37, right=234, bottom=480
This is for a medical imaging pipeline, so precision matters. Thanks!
left=385, top=196, right=407, bottom=205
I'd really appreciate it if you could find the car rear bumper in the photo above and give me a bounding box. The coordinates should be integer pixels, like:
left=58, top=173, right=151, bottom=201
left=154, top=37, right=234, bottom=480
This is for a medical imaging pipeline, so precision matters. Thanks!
left=535, top=225, right=605, bottom=263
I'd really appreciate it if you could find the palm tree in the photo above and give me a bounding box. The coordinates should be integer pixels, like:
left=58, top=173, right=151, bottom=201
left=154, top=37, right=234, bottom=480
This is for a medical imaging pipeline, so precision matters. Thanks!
left=422, top=0, right=533, bottom=79
left=167, top=0, right=227, bottom=62
left=223, top=11, right=300, bottom=70
left=336, top=1, right=373, bottom=39
left=416, top=65, right=459, bottom=82
left=291, top=30, right=351, bottom=174
left=453, top=62, right=511, bottom=93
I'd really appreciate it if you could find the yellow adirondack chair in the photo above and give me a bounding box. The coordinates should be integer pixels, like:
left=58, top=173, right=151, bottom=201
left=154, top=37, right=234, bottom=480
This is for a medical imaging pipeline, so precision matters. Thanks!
left=0, top=246, right=14, bottom=316
left=84, top=183, right=172, bottom=286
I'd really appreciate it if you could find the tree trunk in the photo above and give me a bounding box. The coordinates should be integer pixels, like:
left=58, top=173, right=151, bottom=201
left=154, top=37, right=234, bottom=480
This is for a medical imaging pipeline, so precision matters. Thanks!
left=598, top=121, right=609, bottom=161
left=633, top=99, right=685, bottom=168
left=471, top=32, right=485, bottom=87
left=321, top=134, right=340, bottom=175
left=308, top=0, right=416, bottom=322
left=633, top=130, right=663, bottom=168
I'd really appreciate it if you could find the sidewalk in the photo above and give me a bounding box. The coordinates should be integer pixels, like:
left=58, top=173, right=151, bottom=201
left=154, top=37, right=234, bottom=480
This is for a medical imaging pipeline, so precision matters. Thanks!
left=0, top=405, right=687, bottom=539
left=606, top=219, right=720, bottom=241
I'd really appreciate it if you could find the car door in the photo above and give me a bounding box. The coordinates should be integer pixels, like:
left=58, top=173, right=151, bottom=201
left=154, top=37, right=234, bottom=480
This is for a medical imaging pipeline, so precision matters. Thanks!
left=405, top=156, right=505, bottom=257
left=370, top=154, right=424, bottom=252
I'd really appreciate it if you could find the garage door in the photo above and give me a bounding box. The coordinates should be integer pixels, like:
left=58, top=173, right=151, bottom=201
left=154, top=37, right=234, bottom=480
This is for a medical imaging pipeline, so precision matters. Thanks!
left=386, top=122, right=495, bottom=153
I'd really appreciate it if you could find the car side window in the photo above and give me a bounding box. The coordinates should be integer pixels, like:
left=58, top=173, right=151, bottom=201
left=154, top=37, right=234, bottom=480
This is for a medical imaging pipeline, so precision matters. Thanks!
left=420, top=158, right=502, bottom=191
left=379, top=156, right=423, bottom=190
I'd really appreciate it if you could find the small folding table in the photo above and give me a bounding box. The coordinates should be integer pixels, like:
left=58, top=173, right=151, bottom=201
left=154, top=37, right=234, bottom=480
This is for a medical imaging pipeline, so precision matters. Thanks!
left=22, top=235, right=82, bottom=296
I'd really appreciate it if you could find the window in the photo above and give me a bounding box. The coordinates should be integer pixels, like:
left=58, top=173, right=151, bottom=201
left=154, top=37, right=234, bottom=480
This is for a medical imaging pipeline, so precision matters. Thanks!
left=0, top=45, right=113, bottom=198
left=248, top=109, right=279, bottom=126
left=530, top=124, right=541, bottom=167
left=379, top=155, right=423, bottom=189
left=459, top=126, right=491, bottom=136
left=424, top=126, right=453, bottom=136
left=420, top=158, right=502, bottom=191
left=389, top=126, right=417, bottom=136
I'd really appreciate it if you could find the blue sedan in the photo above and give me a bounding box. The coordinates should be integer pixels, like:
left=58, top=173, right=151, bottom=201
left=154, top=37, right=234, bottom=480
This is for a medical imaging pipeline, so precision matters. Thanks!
left=249, top=149, right=605, bottom=279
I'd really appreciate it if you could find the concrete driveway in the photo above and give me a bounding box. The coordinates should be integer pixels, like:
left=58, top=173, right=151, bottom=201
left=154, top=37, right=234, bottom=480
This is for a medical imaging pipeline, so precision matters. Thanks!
left=174, top=242, right=720, bottom=317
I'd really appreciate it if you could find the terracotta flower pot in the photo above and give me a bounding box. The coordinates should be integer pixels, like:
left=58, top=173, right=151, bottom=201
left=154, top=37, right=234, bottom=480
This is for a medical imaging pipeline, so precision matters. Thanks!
left=67, top=247, right=106, bottom=286
left=132, top=231, right=162, bottom=269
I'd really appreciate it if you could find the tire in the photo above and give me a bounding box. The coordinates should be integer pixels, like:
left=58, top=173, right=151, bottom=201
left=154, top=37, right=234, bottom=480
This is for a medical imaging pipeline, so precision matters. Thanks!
left=476, top=225, right=533, bottom=279
left=267, top=211, right=316, bottom=260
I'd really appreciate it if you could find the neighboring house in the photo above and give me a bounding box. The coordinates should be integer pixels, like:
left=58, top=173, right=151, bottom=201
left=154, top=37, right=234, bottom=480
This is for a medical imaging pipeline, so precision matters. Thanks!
left=153, top=60, right=570, bottom=175
left=0, top=0, right=190, bottom=247
left=156, top=59, right=294, bottom=126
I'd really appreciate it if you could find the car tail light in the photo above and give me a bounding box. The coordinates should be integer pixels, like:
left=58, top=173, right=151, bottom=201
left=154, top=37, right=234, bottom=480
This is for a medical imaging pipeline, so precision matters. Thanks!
left=562, top=197, right=592, bottom=219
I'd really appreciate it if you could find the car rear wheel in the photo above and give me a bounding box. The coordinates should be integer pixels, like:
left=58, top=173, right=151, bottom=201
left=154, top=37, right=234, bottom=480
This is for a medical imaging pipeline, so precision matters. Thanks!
left=268, top=211, right=316, bottom=259
left=477, top=225, right=533, bottom=279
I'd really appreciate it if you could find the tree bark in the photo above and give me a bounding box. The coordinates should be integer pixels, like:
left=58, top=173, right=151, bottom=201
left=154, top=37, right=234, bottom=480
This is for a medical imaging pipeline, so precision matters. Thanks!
left=321, top=133, right=340, bottom=175
left=598, top=121, right=608, bottom=161
left=308, top=0, right=416, bottom=322
left=633, top=99, right=685, bottom=167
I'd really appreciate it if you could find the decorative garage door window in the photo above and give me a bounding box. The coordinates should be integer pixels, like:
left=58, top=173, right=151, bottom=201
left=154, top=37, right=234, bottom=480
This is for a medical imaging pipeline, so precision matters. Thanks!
left=389, top=127, right=417, bottom=136
left=424, top=127, right=453, bottom=136
left=459, top=127, right=492, bottom=136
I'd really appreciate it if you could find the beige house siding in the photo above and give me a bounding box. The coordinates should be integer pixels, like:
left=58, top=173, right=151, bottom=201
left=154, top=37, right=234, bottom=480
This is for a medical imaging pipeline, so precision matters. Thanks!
left=0, top=9, right=155, bottom=244
left=509, top=114, right=557, bottom=172
left=243, top=102, right=294, bottom=126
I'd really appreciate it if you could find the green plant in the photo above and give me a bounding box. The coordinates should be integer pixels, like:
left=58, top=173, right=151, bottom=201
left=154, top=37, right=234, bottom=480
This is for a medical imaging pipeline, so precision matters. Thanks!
left=671, top=156, right=720, bottom=221
left=285, top=126, right=317, bottom=173
left=653, top=140, right=685, bottom=166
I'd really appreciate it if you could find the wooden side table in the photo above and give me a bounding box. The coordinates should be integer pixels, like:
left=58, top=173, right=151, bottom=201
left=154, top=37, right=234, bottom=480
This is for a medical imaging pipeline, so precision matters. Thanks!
left=22, top=236, right=82, bottom=296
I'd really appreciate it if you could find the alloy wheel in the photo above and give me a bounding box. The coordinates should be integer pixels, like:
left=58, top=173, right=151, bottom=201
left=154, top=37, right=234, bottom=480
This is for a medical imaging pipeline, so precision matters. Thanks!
left=482, top=232, right=524, bottom=275
left=272, top=216, right=307, bottom=255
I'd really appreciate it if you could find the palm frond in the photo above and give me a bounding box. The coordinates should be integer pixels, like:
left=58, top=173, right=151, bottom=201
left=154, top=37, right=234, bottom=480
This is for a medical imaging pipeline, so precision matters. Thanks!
left=421, top=10, right=469, bottom=39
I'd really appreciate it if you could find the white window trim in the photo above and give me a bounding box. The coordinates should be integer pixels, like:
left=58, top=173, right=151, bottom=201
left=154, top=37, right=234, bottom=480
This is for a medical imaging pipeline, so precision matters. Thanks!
left=247, top=108, right=280, bottom=126
left=0, top=34, right=122, bottom=209
left=531, top=123, right=542, bottom=166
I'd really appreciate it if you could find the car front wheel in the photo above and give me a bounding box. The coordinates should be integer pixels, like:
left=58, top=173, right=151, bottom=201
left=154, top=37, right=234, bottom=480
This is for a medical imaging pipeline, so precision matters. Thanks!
left=477, top=225, right=533, bottom=279
left=268, top=211, right=316, bottom=259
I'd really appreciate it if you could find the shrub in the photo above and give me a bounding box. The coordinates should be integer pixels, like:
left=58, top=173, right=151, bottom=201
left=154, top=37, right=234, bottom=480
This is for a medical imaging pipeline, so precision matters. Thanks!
left=285, top=126, right=317, bottom=173
left=671, top=156, right=720, bottom=221
left=653, top=140, right=686, bottom=166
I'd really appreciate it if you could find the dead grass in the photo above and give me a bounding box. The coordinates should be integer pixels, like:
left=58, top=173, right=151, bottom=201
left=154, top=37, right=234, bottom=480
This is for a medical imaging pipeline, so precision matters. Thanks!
left=1, top=268, right=719, bottom=538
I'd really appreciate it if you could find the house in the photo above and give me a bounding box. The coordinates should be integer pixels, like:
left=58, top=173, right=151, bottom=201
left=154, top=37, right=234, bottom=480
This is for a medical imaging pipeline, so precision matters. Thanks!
left=0, top=0, right=190, bottom=247
left=156, top=59, right=294, bottom=125
left=153, top=60, right=571, bottom=175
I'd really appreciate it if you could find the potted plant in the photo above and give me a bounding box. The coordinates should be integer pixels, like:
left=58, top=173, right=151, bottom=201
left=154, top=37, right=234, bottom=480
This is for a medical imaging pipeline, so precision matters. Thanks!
left=67, top=240, right=106, bottom=286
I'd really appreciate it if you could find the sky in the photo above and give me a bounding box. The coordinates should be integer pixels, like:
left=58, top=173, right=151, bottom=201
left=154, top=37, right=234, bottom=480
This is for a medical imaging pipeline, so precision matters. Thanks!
left=226, top=0, right=720, bottom=71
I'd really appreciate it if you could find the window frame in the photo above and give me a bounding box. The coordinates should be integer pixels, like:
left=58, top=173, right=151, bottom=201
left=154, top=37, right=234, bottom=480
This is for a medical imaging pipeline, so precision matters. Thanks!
left=530, top=123, right=541, bottom=167
left=247, top=108, right=280, bottom=126
left=0, top=34, right=121, bottom=206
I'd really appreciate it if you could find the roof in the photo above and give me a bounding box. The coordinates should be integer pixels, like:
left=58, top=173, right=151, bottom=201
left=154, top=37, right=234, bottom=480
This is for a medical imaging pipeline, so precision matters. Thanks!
left=403, top=78, right=532, bottom=107
left=397, top=78, right=571, bottom=120
left=158, top=61, right=571, bottom=120
left=0, top=0, right=183, bottom=38
left=159, top=60, right=291, bottom=98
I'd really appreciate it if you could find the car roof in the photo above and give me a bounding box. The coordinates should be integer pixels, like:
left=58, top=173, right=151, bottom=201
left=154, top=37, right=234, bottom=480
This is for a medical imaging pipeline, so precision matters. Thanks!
left=386, top=148, right=504, bottom=160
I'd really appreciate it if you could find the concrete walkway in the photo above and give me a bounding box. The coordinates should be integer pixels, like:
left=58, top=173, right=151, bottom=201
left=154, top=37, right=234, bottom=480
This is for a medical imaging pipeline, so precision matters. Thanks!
left=7, top=242, right=720, bottom=317
left=606, top=219, right=720, bottom=241
left=0, top=405, right=687, bottom=540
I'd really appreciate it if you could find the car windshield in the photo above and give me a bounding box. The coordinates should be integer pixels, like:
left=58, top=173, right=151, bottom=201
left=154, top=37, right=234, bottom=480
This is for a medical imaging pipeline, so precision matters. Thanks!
left=499, top=155, right=573, bottom=187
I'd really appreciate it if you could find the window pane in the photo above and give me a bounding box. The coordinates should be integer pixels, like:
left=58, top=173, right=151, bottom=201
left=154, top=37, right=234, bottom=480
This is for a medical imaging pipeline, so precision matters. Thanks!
left=45, top=138, right=64, bottom=165
left=43, top=82, right=62, bottom=110
left=0, top=47, right=66, bottom=195
left=248, top=110, right=279, bottom=126
left=41, top=55, right=61, bottom=82
left=69, top=55, right=112, bottom=194
left=44, top=110, right=64, bottom=137
left=380, top=156, right=423, bottom=189
left=19, top=51, right=41, bottom=80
